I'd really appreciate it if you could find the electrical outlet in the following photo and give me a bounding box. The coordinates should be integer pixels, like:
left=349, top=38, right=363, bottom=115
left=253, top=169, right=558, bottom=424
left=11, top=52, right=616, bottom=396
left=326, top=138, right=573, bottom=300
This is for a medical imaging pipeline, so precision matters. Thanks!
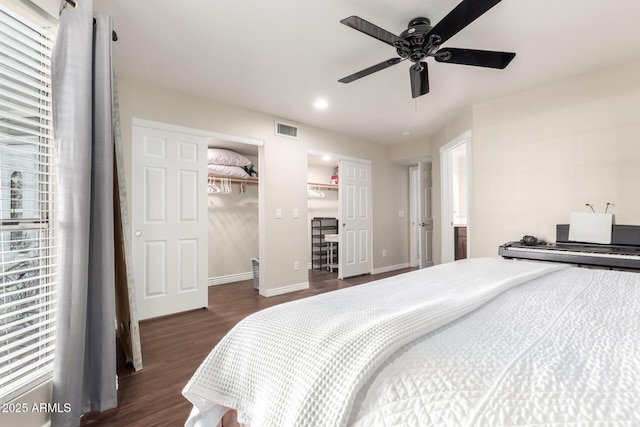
left=294, top=261, right=299, bottom=271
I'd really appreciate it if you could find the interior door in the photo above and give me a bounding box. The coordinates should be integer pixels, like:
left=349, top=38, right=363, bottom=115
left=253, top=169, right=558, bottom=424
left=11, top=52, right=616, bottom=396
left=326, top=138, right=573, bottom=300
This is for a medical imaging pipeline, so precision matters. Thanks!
left=418, top=161, right=434, bottom=268
left=339, top=160, right=372, bottom=278
left=132, top=124, right=208, bottom=320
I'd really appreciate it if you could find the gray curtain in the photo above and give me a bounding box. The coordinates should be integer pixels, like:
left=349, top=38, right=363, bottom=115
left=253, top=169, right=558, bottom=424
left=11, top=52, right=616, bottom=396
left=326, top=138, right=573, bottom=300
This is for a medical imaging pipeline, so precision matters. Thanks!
left=51, top=0, right=117, bottom=425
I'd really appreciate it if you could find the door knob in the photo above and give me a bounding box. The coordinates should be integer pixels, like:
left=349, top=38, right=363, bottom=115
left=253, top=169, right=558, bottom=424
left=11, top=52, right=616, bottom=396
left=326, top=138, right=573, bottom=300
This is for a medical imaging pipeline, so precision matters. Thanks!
left=134, top=230, right=142, bottom=237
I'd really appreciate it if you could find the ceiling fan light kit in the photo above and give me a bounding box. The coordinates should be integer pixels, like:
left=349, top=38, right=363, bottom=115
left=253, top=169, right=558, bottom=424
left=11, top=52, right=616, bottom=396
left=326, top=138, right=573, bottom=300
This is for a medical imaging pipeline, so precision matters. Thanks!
left=339, top=0, right=516, bottom=98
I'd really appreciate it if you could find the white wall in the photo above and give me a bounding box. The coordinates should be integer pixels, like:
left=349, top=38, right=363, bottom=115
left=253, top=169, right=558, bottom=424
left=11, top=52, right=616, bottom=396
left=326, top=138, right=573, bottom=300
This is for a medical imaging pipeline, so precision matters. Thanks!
left=470, top=59, right=640, bottom=258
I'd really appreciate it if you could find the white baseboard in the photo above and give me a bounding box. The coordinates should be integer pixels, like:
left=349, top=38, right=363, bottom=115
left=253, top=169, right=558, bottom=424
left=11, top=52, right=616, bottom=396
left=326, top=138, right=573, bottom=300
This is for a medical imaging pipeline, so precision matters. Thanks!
left=372, top=262, right=410, bottom=275
left=261, top=281, right=309, bottom=297
left=208, top=271, right=254, bottom=286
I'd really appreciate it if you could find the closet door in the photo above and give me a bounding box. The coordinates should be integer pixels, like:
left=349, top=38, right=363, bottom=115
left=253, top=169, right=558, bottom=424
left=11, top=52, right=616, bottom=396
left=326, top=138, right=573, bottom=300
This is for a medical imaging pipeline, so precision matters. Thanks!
left=132, top=124, right=208, bottom=319
left=339, top=160, right=372, bottom=278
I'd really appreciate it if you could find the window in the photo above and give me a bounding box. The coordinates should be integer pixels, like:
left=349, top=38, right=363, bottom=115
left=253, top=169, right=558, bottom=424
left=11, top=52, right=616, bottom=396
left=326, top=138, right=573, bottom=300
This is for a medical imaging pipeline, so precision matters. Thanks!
left=0, top=4, right=58, bottom=402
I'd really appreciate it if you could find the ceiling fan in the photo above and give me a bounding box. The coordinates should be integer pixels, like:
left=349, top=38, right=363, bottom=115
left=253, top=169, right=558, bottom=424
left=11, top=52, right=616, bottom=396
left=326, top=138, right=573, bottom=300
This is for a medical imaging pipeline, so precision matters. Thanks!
left=338, top=0, right=516, bottom=98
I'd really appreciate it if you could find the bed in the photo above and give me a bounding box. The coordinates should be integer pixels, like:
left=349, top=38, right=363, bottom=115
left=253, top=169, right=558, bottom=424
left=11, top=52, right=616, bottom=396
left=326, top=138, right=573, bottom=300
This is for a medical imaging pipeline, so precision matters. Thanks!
left=182, top=258, right=640, bottom=426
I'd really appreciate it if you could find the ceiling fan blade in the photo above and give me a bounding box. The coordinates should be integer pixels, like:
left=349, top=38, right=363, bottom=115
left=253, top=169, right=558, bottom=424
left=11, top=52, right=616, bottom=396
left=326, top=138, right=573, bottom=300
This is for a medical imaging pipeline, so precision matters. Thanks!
left=410, top=62, right=429, bottom=98
left=428, top=0, right=503, bottom=45
left=340, top=16, right=402, bottom=47
left=435, top=48, right=515, bottom=69
left=339, top=57, right=404, bottom=84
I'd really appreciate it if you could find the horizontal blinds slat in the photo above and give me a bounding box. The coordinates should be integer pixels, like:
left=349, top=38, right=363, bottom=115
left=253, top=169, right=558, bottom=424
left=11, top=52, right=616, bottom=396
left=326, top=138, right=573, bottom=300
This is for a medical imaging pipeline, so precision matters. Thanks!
left=1, top=348, right=57, bottom=373
left=0, top=86, right=52, bottom=114
left=0, top=240, right=58, bottom=251
left=0, top=353, right=56, bottom=389
left=0, top=116, right=51, bottom=139
left=0, top=315, right=56, bottom=348
left=0, top=261, right=57, bottom=272
left=0, top=289, right=56, bottom=315
left=0, top=8, right=53, bottom=49
left=0, top=43, right=51, bottom=82
left=0, top=324, right=56, bottom=365
left=0, top=272, right=55, bottom=292
left=0, top=370, right=52, bottom=404
left=0, top=297, right=52, bottom=321
left=0, top=231, right=58, bottom=241
left=0, top=97, right=51, bottom=123
left=0, top=282, right=57, bottom=300
left=0, top=336, right=56, bottom=377
left=0, top=333, right=55, bottom=361
left=0, top=77, right=50, bottom=106
left=0, top=63, right=50, bottom=94
left=0, top=133, right=52, bottom=147
left=0, top=65, right=51, bottom=94
left=0, top=157, right=55, bottom=172
left=0, top=32, right=52, bottom=71
left=0, top=109, right=53, bottom=132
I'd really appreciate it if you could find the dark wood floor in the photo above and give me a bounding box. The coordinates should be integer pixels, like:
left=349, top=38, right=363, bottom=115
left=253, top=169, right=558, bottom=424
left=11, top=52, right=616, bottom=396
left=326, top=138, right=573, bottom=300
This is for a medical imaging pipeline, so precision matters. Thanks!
left=81, top=267, right=413, bottom=426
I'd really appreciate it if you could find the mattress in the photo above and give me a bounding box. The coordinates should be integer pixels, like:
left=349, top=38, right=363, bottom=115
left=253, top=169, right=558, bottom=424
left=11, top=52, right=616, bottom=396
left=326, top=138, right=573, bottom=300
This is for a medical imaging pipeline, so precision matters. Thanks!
left=183, top=259, right=640, bottom=426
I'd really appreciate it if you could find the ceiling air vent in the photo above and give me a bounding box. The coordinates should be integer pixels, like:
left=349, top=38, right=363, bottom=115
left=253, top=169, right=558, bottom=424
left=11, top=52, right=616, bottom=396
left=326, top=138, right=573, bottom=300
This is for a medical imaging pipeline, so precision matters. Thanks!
left=275, top=121, right=299, bottom=139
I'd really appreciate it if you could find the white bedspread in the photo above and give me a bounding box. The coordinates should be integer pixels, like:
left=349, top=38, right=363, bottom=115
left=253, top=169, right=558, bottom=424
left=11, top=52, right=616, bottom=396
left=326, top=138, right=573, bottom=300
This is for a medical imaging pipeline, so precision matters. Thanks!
left=348, top=266, right=640, bottom=426
left=183, top=258, right=566, bottom=427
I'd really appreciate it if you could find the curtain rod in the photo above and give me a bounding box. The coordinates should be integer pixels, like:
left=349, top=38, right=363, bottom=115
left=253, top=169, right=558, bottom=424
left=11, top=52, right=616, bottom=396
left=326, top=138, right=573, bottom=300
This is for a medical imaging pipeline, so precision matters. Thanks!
left=63, top=1, right=118, bottom=41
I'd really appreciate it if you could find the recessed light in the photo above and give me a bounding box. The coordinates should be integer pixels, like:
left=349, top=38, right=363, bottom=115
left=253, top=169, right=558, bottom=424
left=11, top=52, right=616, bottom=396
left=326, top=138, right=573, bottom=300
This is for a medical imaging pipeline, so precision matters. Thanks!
left=322, top=155, right=332, bottom=161
left=314, top=99, right=329, bottom=110
left=402, top=131, right=411, bottom=136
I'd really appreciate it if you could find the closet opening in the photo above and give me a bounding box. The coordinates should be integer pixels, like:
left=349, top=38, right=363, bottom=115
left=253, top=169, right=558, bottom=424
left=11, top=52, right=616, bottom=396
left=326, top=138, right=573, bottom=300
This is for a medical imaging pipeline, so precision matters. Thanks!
left=307, top=152, right=339, bottom=282
left=207, top=135, right=263, bottom=292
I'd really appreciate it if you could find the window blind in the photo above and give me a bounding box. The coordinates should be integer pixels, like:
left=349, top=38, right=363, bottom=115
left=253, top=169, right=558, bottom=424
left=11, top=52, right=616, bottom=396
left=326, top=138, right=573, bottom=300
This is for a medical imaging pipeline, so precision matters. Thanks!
left=0, top=4, right=58, bottom=403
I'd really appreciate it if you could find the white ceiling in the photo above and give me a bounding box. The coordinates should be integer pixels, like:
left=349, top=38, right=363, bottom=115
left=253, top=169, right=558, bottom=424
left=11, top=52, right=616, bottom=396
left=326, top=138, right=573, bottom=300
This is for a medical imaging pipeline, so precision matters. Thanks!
left=97, top=0, right=640, bottom=146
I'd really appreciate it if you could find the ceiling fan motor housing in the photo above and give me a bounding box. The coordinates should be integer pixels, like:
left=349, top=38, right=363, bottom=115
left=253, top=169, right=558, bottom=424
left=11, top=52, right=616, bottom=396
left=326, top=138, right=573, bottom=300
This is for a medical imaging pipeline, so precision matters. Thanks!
left=396, top=17, right=438, bottom=63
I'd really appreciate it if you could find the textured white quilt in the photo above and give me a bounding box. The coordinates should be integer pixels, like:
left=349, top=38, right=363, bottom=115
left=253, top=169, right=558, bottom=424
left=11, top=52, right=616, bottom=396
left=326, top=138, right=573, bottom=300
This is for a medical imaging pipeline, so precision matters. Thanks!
left=182, top=258, right=566, bottom=427
left=348, top=266, right=640, bottom=426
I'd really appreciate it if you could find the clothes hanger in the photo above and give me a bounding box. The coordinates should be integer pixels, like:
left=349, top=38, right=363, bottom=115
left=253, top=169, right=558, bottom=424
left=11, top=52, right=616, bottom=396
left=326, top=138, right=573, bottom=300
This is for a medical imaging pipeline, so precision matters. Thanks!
left=208, top=177, right=221, bottom=194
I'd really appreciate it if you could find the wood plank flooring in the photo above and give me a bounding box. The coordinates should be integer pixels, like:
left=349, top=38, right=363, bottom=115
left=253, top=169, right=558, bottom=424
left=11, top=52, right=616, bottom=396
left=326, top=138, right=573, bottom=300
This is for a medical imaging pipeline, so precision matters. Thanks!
left=80, top=268, right=414, bottom=426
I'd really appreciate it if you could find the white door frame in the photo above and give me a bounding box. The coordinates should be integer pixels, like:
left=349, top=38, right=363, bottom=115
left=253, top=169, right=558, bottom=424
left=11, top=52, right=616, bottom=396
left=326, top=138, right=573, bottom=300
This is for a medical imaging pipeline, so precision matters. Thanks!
left=440, top=130, right=472, bottom=263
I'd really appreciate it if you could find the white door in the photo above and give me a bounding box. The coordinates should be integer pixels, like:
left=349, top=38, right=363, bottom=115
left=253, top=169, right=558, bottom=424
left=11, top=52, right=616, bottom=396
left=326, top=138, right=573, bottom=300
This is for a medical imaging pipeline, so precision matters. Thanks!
left=339, top=160, right=372, bottom=278
left=132, top=124, right=208, bottom=320
left=418, top=161, right=434, bottom=268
